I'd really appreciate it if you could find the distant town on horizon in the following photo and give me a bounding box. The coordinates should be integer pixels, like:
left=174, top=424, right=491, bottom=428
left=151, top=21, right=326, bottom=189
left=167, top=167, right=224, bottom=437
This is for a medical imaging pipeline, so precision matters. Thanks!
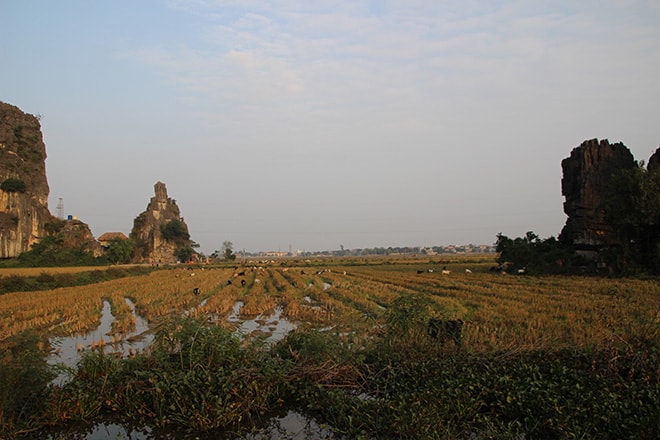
left=243, top=243, right=496, bottom=258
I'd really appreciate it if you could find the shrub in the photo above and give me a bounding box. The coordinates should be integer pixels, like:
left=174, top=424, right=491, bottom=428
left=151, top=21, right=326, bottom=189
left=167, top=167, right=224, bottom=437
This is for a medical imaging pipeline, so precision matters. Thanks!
left=0, top=332, right=55, bottom=437
left=0, top=178, right=26, bottom=193
left=47, top=317, right=289, bottom=432
left=495, top=231, right=575, bottom=274
left=160, top=219, right=189, bottom=243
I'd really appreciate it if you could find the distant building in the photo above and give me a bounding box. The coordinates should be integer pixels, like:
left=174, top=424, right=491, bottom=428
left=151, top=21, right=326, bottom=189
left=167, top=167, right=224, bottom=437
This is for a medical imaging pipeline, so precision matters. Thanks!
left=98, top=232, right=128, bottom=248
left=261, top=251, right=289, bottom=257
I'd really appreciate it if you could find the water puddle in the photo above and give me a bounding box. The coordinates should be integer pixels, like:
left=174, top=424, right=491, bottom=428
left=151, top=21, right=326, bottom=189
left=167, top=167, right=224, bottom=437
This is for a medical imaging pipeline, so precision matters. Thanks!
left=48, top=299, right=153, bottom=384
left=28, top=410, right=342, bottom=439
left=228, top=300, right=244, bottom=322
left=241, top=409, right=340, bottom=439
left=184, top=297, right=210, bottom=317
left=228, top=301, right=298, bottom=344
left=235, top=306, right=297, bottom=344
left=47, top=297, right=298, bottom=376
left=126, top=298, right=149, bottom=335
left=47, top=300, right=115, bottom=370
left=35, top=298, right=332, bottom=439
left=302, top=295, right=322, bottom=311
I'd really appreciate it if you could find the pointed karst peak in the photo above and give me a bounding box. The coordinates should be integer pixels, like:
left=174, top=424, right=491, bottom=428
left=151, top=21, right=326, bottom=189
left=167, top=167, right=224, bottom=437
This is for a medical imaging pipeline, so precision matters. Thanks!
left=154, top=181, right=168, bottom=201
left=131, top=181, right=191, bottom=264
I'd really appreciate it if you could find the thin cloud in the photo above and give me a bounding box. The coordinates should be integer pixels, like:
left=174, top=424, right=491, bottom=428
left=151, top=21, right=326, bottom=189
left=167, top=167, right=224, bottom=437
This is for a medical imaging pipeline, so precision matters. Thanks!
left=6, top=0, right=658, bottom=252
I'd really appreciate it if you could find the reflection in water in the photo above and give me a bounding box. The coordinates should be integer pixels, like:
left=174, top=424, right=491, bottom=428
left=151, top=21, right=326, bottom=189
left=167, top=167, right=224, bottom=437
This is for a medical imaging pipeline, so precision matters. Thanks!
left=41, top=295, right=313, bottom=438
left=228, top=300, right=244, bottom=322
left=241, top=410, right=338, bottom=439
left=236, top=306, right=297, bottom=344
left=126, top=298, right=149, bottom=335
left=183, top=297, right=210, bottom=317
left=32, top=410, right=340, bottom=440
left=48, top=300, right=114, bottom=370
left=228, top=301, right=298, bottom=344
left=48, top=299, right=153, bottom=385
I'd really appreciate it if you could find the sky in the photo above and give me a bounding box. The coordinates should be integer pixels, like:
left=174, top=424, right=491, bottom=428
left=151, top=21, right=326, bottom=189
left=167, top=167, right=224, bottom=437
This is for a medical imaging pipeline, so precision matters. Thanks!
left=1, top=1, right=659, bottom=254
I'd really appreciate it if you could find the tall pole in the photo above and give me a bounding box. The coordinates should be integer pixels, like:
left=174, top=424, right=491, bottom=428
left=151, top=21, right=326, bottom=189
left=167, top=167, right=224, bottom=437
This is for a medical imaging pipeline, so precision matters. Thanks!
left=57, top=198, right=64, bottom=219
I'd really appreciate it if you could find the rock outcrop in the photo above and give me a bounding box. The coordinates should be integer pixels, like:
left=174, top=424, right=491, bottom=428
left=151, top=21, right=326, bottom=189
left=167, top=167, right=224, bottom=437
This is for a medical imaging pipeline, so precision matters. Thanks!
left=59, top=219, right=103, bottom=257
left=0, top=101, right=55, bottom=258
left=130, top=182, right=191, bottom=264
left=648, top=146, right=660, bottom=173
left=559, top=139, right=636, bottom=254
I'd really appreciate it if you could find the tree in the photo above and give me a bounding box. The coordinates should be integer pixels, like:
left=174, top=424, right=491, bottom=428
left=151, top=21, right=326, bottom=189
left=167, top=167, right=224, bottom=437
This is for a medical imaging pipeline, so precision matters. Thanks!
left=496, top=231, right=573, bottom=274
left=160, top=219, right=190, bottom=245
left=222, top=241, right=236, bottom=261
left=106, top=237, right=135, bottom=265
left=1, top=178, right=26, bottom=193
left=604, top=162, right=660, bottom=273
left=174, top=246, right=195, bottom=263
left=17, top=235, right=99, bottom=267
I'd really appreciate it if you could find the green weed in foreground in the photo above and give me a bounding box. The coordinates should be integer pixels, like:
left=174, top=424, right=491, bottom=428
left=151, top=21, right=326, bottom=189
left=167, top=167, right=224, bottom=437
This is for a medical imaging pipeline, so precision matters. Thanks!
left=0, top=332, right=55, bottom=436
left=2, top=316, right=659, bottom=439
left=280, top=330, right=659, bottom=440
left=43, top=318, right=289, bottom=433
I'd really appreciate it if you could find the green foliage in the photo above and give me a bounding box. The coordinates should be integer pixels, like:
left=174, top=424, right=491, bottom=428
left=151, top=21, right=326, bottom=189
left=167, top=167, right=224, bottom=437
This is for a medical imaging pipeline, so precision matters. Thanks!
left=385, top=294, right=437, bottom=341
left=222, top=240, right=236, bottom=261
left=174, top=246, right=195, bottom=263
left=2, top=263, right=657, bottom=438
left=281, top=327, right=660, bottom=439
left=496, top=231, right=575, bottom=274
left=332, top=347, right=660, bottom=440
left=0, top=266, right=152, bottom=295
left=3, top=314, right=659, bottom=438
left=47, top=317, right=288, bottom=432
left=105, top=237, right=135, bottom=265
left=160, top=219, right=190, bottom=244
left=604, top=163, right=660, bottom=274
left=0, top=332, right=55, bottom=437
left=16, top=235, right=100, bottom=267
left=0, top=178, right=26, bottom=193
left=43, top=219, right=64, bottom=235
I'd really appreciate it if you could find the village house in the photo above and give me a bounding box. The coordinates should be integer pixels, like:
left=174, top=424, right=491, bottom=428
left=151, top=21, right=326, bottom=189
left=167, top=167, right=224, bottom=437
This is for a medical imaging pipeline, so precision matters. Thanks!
left=97, top=232, right=128, bottom=249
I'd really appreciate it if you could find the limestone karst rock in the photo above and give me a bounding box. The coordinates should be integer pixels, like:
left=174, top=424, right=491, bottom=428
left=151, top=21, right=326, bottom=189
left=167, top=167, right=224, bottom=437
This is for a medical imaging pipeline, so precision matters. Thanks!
left=0, top=101, right=55, bottom=257
left=130, top=181, right=191, bottom=264
left=648, top=146, right=660, bottom=173
left=59, top=219, right=103, bottom=257
left=558, top=138, right=636, bottom=254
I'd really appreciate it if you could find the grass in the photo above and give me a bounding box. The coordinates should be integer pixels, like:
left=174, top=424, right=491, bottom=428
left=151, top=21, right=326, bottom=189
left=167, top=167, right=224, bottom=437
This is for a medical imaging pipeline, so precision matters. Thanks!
left=0, top=265, right=153, bottom=296
left=1, top=255, right=658, bottom=438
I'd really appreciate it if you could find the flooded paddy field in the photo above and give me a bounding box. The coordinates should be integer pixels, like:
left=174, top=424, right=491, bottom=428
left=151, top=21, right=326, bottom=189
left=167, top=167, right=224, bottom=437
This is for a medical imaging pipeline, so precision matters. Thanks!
left=2, top=257, right=659, bottom=439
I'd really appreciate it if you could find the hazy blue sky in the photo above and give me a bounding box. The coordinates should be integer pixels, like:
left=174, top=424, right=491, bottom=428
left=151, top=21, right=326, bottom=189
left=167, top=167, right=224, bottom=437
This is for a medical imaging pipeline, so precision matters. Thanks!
left=2, top=1, right=659, bottom=254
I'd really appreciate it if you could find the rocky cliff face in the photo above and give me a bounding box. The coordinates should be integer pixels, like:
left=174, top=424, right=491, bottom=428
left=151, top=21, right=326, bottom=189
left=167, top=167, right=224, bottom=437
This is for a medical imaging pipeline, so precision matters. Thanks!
left=648, top=147, right=660, bottom=173
left=60, top=219, right=103, bottom=257
left=0, top=101, right=54, bottom=258
left=559, top=139, right=636, bottom=252
left=130, top=182, right=191, bottom=264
